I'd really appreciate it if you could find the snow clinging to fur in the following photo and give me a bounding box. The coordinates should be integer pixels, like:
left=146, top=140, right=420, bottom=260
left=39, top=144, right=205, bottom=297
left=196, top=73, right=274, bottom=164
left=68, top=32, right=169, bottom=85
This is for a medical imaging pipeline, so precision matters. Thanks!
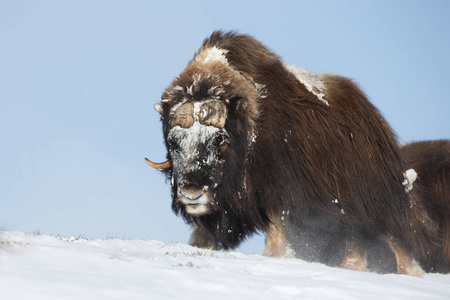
left=168, top=123, right=222, bottom=173
left=403, top=168, right=418, bottom=193
left=285, top=65, right=329, bottom=106
left=196, top=46, right=229, bottom=65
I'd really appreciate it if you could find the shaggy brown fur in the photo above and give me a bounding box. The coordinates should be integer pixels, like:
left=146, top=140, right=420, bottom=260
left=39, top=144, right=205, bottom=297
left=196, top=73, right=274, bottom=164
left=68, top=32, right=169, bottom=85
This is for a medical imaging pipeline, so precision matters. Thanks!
left=149, top=31, right=438, bottom=275
left=401, top=140, right=450, bottom=273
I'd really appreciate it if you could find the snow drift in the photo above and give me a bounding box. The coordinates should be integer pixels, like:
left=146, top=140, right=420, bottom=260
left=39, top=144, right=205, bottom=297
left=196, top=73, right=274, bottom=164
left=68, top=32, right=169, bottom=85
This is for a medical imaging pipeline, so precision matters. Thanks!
left=1, top=231, right=449, bottom=300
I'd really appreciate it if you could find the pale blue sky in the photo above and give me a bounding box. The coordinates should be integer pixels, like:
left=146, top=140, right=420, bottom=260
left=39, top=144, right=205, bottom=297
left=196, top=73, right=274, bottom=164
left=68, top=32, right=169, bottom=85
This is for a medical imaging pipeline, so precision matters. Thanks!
left=1, top=0, right=449, bottom=254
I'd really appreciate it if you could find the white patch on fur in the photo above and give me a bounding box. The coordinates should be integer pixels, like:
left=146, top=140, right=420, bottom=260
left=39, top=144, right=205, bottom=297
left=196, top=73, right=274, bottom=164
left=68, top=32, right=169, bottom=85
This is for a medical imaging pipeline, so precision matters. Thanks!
left=246, top=129, right=258, bottom=160
left=284, top=65, right=329, bottom=106
left=199, top=107, right=207, bottom=118
left=402, top=168, right=418, bottom=193
left=193, top=101, right=202, bottom=119
left=187, top=85, right=194, bottom=96
left=169, top=123, right=221, bottom=171
left=249, top=130, right=257, bottom=145
left=196, top=46, right=229, bottom=65
left=193, top=100, right=221, bottom=122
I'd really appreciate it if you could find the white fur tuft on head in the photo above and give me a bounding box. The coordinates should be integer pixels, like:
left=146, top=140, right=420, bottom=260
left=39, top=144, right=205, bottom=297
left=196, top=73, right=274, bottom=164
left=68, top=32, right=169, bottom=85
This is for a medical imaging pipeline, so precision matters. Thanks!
left=195, top=46, right=229, bottom=65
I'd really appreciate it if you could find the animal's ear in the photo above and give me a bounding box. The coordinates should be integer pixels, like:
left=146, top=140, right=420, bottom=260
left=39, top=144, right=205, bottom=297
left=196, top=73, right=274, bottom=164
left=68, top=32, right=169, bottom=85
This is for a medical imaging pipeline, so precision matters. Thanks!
left=232, top=95, right=259, bottom=145
left=230, top=83, right=262, bottom=127
left=154, top=102, right=163, bottom=115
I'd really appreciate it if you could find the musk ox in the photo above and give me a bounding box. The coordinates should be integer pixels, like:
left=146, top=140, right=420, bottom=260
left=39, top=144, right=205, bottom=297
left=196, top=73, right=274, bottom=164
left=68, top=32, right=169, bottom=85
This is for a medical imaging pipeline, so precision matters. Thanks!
left=146, top=31, right=438, bottom=276
left=400, top=140, right=450, bottom=273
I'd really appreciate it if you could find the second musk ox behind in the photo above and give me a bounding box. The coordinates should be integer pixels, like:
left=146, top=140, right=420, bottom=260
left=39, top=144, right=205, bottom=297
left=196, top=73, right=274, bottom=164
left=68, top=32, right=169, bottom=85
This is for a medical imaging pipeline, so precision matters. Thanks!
left=400, top=140, right=450, bottom=273
left=146, top=31, right=438, bottom=276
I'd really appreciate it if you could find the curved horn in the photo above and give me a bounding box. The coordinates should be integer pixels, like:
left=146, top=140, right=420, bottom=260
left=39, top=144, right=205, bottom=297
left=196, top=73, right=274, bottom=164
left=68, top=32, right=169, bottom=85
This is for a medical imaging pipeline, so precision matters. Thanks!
left=171, top=102, right=194, bottom=128
left=145, top=157, right=172, bottom=170
left=198, top=101, right=227, bottom=129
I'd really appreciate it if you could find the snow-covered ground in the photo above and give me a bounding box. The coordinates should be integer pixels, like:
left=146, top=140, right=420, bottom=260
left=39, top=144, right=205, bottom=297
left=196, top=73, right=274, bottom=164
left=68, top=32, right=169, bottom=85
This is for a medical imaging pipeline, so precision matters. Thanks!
left=1, top=231, right=449, bottom=300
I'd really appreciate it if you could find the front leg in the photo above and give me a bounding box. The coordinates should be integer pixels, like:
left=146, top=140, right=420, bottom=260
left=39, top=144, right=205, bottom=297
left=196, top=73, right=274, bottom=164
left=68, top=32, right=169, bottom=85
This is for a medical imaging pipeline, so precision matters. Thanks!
left=188, top=222, right=220, bottom=250
left=387, top=235, right=424, bottom=277
left=263, top=215, right=295, bottom=258
left=340, top=237, right=369, bottom=272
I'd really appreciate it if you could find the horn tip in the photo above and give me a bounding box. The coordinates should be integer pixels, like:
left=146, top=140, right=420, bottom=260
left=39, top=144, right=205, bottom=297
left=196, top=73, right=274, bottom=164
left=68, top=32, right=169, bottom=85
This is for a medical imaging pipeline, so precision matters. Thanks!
left=144, top=157, right=172, bottom=170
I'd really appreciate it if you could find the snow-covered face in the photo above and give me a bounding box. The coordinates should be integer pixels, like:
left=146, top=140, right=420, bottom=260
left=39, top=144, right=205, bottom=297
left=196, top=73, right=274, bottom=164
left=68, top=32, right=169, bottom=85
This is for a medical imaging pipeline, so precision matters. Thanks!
left=168, top=100, right=229, bottom=216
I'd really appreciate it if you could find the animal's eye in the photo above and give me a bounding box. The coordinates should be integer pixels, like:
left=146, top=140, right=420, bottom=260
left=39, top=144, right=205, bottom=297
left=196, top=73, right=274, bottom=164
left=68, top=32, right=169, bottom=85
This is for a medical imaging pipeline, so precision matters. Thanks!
left=167, top=139, right=179, bottom=152
left=219, top=136, right=230, bottom=155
